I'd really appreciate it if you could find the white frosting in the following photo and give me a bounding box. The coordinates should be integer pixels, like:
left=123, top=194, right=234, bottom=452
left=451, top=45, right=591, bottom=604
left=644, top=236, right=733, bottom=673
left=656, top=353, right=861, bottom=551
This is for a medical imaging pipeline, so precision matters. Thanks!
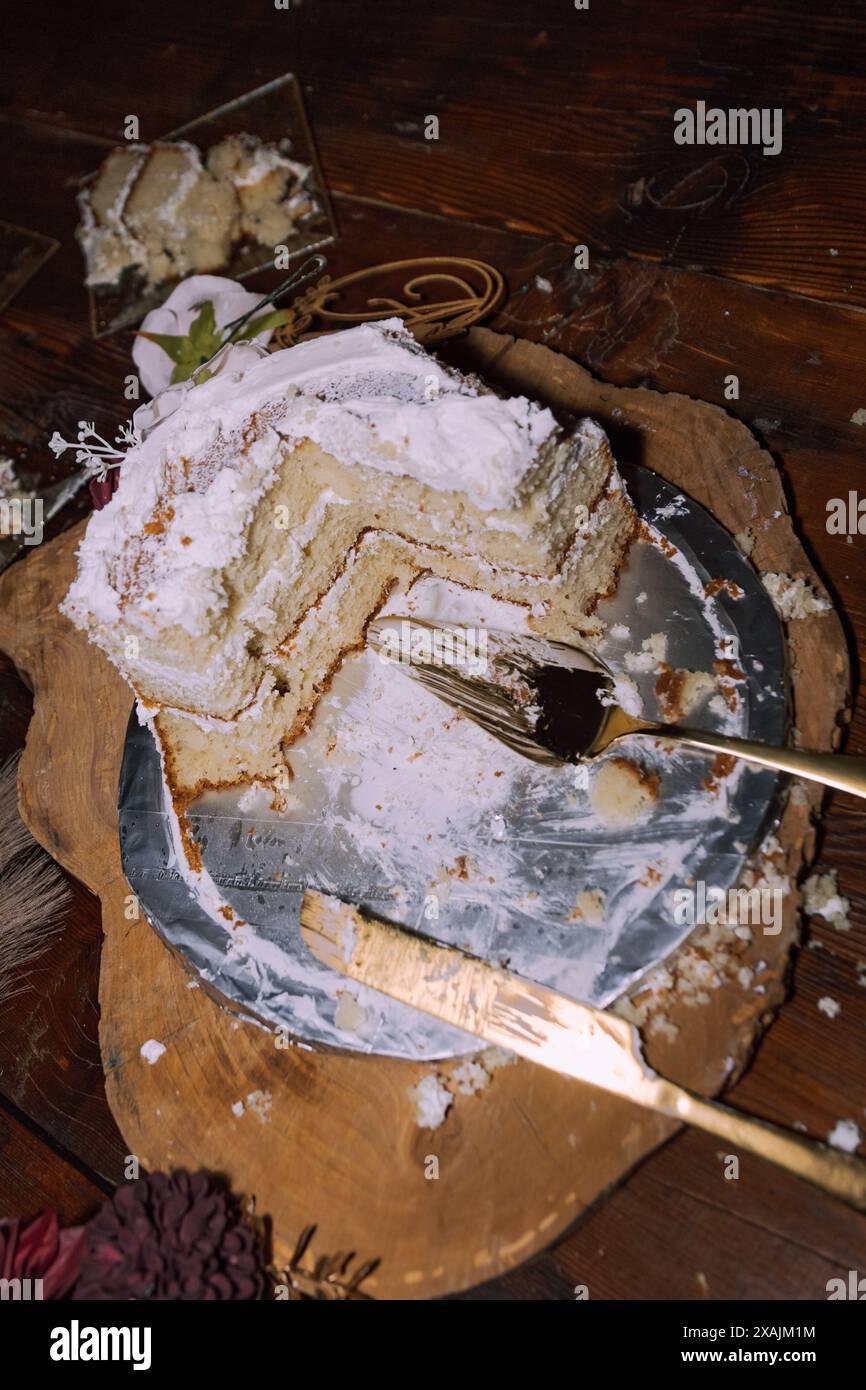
left=232, top=145, right=307, bottom=187
left=76, top=145, right=149, bottom=286
left=63, top=319, right=560, bottom=636
left=147, top=140, right=203, bottom=231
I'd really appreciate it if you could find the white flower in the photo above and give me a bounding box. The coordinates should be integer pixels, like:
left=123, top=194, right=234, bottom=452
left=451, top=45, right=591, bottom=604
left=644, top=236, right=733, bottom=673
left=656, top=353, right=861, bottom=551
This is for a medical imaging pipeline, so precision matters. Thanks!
left=133, top=274, right=270, bottom=397
left=116, top=422, right=141, bottom=448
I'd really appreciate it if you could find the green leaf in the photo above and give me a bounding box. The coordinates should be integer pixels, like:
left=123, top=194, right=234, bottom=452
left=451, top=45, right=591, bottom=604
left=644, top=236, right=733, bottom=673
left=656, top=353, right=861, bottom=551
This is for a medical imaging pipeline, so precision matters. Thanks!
left=227, top=307, right=291, bottom=344
left=136, top=299, right=290, bottom=387
left=187, top=299, right=220, bottom=355
left=136, top=330, right=190, bottom=366
left=135, top=300, right=226, bottom=385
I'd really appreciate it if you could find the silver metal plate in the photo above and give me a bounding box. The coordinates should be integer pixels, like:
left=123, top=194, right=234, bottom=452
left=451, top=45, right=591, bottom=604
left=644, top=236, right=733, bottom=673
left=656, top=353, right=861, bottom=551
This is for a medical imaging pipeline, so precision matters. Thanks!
left=119, top=464, right=787, bottom=1060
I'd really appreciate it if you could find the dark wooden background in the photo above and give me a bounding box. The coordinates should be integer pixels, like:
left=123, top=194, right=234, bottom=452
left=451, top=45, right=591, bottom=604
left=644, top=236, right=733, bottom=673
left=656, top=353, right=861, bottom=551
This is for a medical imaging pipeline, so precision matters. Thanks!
left=1, top=0, right=865, bottom=1300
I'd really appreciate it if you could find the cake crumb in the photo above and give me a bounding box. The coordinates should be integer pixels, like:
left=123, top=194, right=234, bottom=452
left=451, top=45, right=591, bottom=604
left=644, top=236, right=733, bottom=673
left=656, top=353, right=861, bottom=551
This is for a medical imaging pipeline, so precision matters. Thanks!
left=624, top=631, right=668, bottom=673
left=654, top=665, right=716, bottom=721
left=140, top=1039, right=166, bottom=1065
left=613, top=846, right=789, bottom=1028
left=246, top=1089, right=273, bottom=1122
left=647, top=1014, right=680, bottom=1042
left=591, top=758, right=659, bottom=826
left=451, top=1060, right=490, bottom=1095
left=801, top=870, right=850, bottom=932
left=704, top=578, right=744, bottom=600
left=567, top=887, right=606, bottom=924
left=762, top=572, right=831, bottom=621
left=447, top=1046, right=517, bottom=1098
left=479, top=1045, right=516, bottom=1071
left=828, top=1119, right=861, bottom=1152
left=407, top=1072, right=453, bottom=1130
left=734, top=527, right=755, bottom=556
left=334, top=989, right=374, bottom=1037
left=703, top=753, right=737, bottom=795
left=601, top=672, right=643, bottom=717
left=817, top=996, right=841, bottom=1020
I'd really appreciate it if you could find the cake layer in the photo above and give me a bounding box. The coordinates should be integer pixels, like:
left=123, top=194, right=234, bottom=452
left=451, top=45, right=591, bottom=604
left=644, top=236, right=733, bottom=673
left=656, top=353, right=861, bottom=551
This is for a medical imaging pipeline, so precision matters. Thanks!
left=63, top=319, right=637, bottom=853
left=153, top=485, right=636, bottom=811
left=63, top=320, right=626, bottom=722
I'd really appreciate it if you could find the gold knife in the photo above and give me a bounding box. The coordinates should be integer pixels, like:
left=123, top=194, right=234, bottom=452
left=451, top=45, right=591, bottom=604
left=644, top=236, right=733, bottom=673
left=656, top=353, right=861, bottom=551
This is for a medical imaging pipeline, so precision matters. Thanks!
left=300, top=889, right=866, bottom=1212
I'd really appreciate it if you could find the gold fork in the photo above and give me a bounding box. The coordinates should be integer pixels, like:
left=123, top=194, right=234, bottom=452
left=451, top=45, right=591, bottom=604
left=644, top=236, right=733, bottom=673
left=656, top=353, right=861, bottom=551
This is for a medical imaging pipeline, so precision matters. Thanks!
left=367, top=616, right=866, bottom=799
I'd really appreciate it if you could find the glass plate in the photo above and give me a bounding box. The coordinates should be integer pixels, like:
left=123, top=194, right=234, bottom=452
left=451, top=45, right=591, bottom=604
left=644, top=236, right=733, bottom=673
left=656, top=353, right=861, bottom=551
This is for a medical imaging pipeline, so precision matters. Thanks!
left=84, top=73, right=338, bottom=337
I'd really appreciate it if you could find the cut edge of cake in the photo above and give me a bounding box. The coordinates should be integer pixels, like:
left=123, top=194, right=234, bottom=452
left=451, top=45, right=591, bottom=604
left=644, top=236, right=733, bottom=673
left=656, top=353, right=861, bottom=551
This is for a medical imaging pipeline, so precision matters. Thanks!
left=61, top=319, right=638, bottom=882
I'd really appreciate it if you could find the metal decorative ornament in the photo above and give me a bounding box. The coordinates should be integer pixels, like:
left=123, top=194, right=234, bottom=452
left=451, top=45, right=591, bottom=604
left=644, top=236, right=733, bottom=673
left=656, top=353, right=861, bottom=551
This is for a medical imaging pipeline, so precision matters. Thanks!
left=270, top=256, right=506, bottom=347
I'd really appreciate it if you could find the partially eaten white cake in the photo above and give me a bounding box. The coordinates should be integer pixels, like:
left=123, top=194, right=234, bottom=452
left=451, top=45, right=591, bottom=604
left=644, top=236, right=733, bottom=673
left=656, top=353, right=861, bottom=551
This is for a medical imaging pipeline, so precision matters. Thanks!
left=77, top=135, right=316, bottom=289
left=62, top=318, right=636, bottom=868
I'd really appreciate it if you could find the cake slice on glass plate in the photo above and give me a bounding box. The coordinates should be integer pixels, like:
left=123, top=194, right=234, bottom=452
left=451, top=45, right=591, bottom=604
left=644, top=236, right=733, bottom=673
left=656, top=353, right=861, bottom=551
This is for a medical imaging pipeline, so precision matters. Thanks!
left=77, top=134, right=317, bottom=289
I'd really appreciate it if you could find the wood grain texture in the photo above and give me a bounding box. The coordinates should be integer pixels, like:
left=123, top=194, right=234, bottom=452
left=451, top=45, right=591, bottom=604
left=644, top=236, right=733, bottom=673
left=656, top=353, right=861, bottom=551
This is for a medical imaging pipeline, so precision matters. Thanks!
left=0, top=328, right=850, bottom=1296
left=0, top=1103, right=110, bottom=1226
left=0, top=228, right=864, bottom=1300
left=461, top=1126, right=866, bottom=1301
left=1, top=0, right=865, bottom=1300
left=3, top=0, right=865, bottom=305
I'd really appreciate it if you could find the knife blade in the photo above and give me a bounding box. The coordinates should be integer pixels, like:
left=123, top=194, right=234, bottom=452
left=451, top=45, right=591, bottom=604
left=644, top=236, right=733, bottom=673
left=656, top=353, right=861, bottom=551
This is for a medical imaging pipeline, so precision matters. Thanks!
left=299, top=889, right=866, bottom=1210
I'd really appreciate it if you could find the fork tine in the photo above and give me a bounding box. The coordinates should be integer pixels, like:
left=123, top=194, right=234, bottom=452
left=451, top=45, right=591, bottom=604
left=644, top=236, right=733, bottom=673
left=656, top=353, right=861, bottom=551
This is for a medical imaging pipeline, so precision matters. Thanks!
left=367, top=615, right=600, bottom=767
left=412, top=666, right=525, bottom=726
left=399, top=663, right=565, bottom=766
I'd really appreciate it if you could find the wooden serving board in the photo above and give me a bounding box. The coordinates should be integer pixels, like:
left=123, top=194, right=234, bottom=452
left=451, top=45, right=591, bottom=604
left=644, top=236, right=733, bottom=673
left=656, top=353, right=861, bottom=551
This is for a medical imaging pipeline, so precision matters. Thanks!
left=0, top=328, right=849, bottom=1299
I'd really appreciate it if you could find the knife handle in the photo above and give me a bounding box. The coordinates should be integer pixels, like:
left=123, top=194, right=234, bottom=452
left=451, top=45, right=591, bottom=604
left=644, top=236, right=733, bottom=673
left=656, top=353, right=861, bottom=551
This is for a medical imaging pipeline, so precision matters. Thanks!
left=650, top=1079, right=866, bottom=1211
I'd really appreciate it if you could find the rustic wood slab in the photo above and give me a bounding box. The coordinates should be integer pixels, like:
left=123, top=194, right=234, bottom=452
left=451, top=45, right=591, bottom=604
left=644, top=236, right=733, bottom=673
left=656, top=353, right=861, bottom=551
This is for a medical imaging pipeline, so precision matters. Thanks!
left=0, top=328, right=848, bottom=1298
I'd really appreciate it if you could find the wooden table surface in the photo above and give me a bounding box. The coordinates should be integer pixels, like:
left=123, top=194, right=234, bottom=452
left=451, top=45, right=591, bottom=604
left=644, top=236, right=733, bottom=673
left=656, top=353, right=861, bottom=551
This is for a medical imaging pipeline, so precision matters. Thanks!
left=1, top=0, right=865, bottom=1300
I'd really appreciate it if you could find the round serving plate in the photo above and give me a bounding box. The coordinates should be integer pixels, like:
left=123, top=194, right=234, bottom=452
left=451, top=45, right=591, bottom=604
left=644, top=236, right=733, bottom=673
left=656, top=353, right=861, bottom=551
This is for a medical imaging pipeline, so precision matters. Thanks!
left=119, top=462, right=787, bottom=1061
